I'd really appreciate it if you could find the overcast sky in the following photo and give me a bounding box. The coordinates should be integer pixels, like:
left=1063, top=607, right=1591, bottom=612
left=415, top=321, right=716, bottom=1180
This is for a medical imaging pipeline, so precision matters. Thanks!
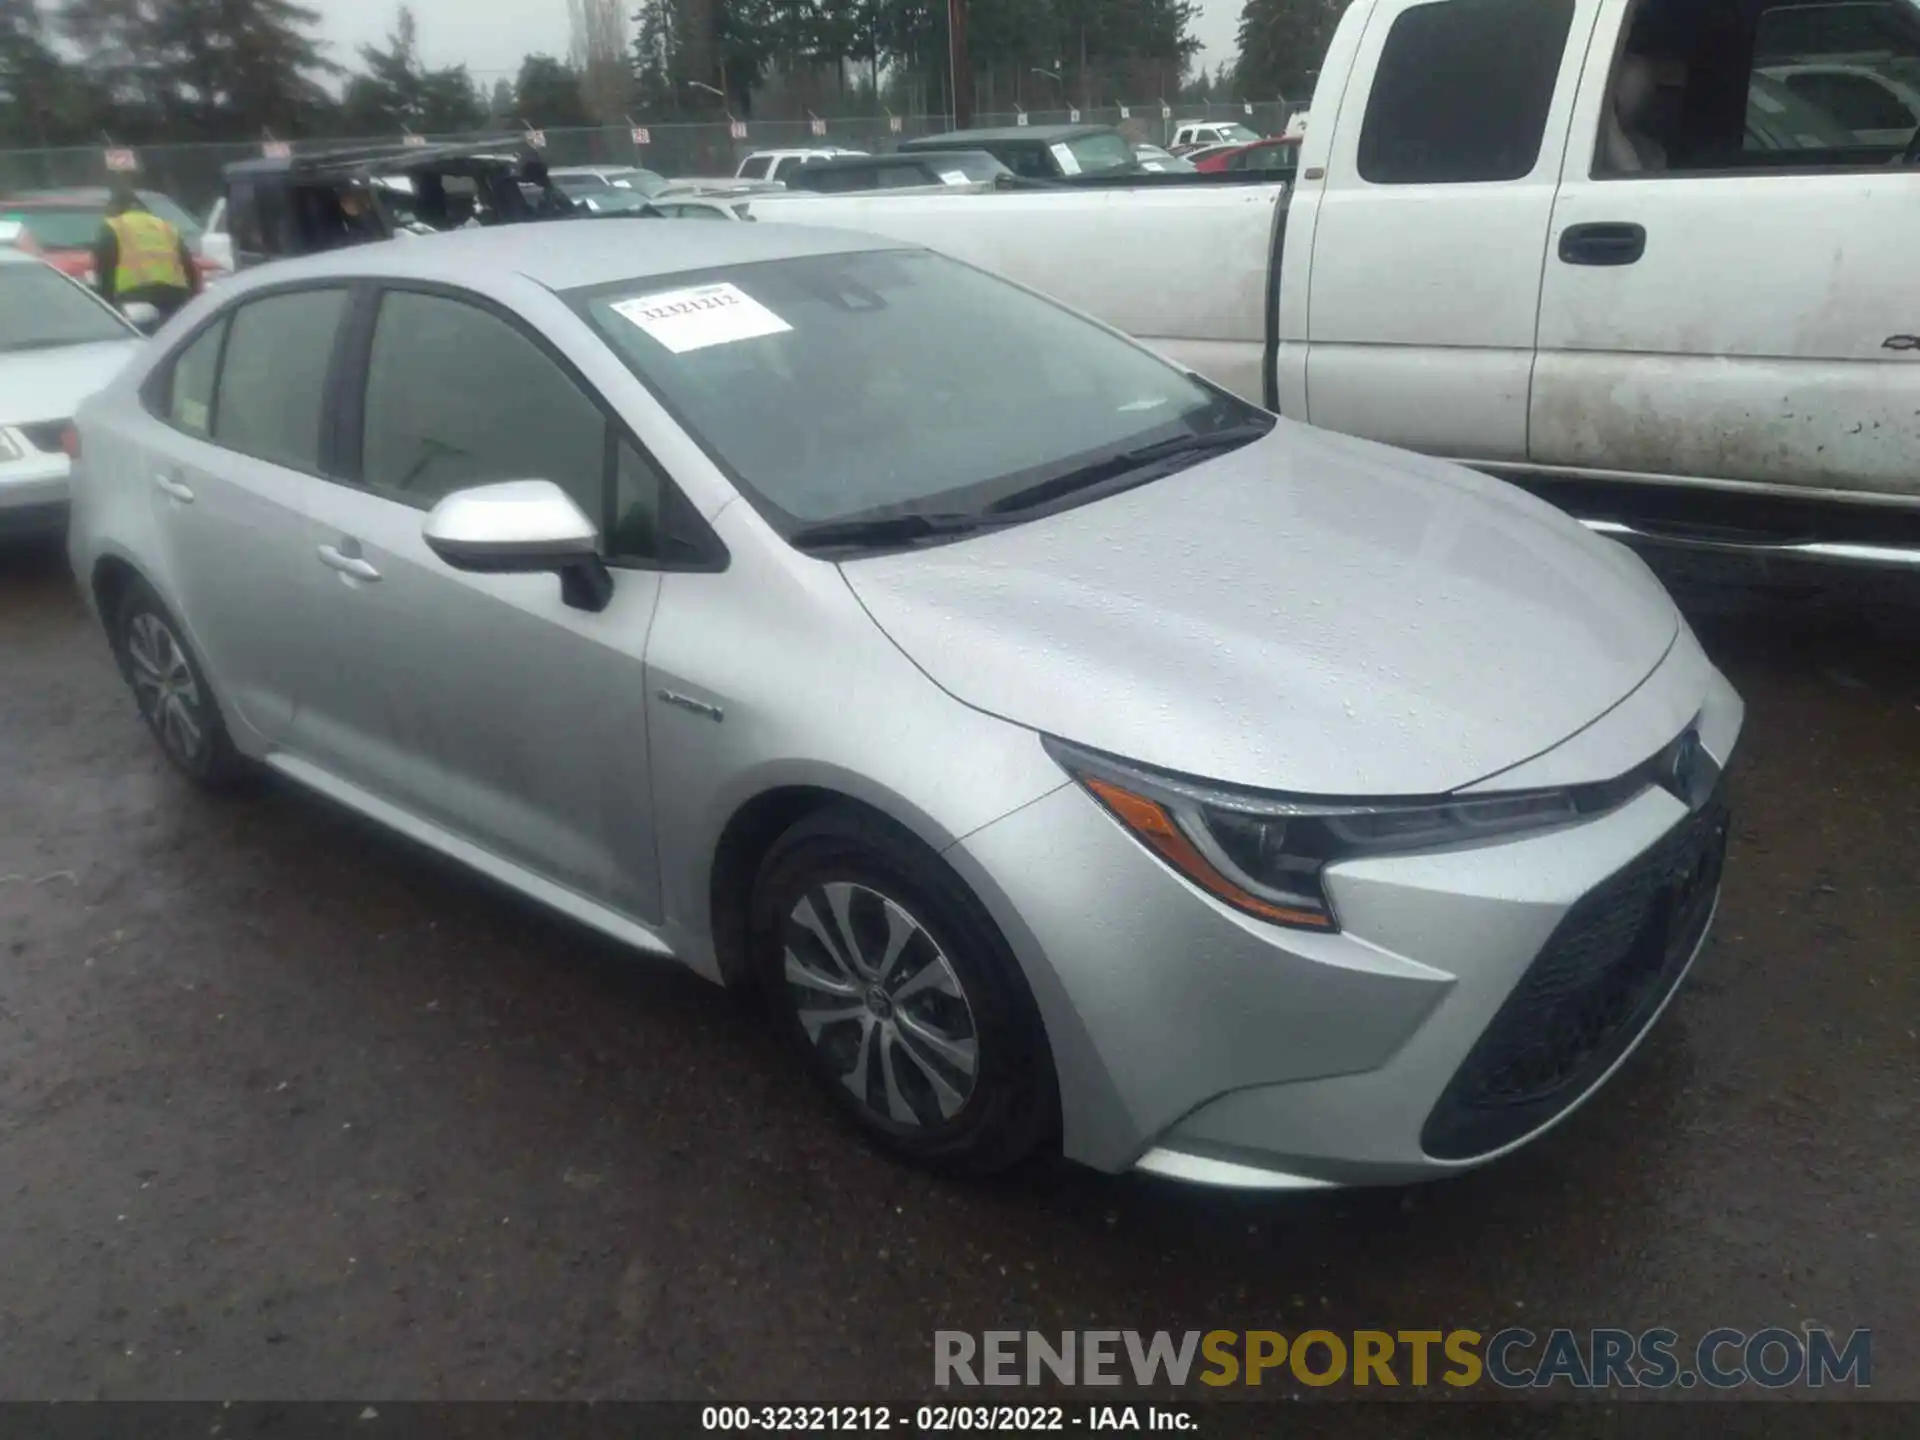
left=314, top=0, right=1243, bottom=89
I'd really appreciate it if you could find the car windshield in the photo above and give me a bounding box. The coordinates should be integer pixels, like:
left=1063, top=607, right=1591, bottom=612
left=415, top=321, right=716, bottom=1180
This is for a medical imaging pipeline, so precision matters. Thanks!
left=0, top=262, right=132, bottom=351
left=141, top=193, right=202, bottom=242
left=1063, top=131, right=1141, bottom=173
left=569, top=248, right=1270, bottom=545
left=1217, top=123, right=1262, bottom=144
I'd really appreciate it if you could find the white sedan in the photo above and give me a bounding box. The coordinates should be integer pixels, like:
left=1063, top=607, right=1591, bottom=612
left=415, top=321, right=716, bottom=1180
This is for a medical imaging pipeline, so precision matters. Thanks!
left=0, top=250, right=144, bottom=537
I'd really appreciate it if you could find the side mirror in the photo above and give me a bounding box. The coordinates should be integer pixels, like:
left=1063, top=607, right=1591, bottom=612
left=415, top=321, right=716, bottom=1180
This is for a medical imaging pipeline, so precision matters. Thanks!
left=422, top=480, right=613, bottom=612
left=122, top=300, right=162, bottom=334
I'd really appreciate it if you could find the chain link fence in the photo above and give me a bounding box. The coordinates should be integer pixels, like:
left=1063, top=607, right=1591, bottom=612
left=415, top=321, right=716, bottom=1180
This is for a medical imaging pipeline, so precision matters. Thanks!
left=0, top=101, right=1302, bottom=217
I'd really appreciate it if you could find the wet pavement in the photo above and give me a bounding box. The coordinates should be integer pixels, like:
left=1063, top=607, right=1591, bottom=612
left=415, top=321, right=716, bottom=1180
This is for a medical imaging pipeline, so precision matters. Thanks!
left=0, top=537, right=1914, bottom=1406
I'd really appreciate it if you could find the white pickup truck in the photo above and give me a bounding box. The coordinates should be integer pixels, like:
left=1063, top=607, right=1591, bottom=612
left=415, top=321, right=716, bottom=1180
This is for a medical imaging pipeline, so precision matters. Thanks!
left=747, top=0, right=1920, bottom=559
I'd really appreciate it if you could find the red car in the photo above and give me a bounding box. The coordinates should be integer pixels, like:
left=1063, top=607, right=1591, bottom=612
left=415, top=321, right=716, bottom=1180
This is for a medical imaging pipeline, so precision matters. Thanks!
left=1192, top=137, right=1302, bottom=178
left=0, top=188, right=227, bottom=286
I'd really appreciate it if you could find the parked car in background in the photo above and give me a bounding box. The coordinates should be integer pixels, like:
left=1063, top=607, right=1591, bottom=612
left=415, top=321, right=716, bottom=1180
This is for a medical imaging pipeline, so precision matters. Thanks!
left=735, top=148, right=868, bottom=182
left=0, top=188, right=226, bottom=287
left=1193, top=136, right=1302, bottom=178
left=898, top=124, right=1141, bottom=180
left=646, top=197, right=755, bottom=220
left=785, top=151, right=1012, bottom=192
left=661, top=177, right=790, bottom=200
left=1170, top=119, right=1262, bottom=152
left=551, top=165, right=672, bottom=200
left=1130, top=143, right=1197, bottom=172
left=1177, top=142, right=1244, bottom=167
left=0, top=250, right=143, bottom=536
left=67, top=220, right=1739, bottom=1188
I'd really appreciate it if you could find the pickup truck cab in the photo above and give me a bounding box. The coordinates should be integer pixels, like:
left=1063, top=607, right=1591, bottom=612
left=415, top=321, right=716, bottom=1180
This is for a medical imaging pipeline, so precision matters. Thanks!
left=1171, top=120, right=1263, bottom=151
left=775, top=0, right=1920, bottom=553
left=735, top=148, right=867, bottom=182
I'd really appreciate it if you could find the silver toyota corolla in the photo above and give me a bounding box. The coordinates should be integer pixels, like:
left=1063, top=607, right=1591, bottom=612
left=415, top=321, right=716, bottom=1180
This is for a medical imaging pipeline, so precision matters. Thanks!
left=66, top=222, right=1741, bottom=1188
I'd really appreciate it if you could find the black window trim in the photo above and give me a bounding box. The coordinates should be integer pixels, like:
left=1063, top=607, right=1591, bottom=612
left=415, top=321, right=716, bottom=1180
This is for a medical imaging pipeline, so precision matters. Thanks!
left=331, top=276, right=727, bottom=574
left=139, top=277, right=354, bottom=476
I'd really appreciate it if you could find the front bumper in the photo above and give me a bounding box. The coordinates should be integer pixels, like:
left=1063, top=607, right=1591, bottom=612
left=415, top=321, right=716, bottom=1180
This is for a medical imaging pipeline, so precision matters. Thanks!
left=0, top=452, right=71, bottom=534
left=947, top=634, right=1743, bottom=1186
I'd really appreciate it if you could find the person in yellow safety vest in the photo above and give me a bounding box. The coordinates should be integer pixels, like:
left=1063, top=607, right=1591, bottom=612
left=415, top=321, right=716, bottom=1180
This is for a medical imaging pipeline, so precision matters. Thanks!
left=93, top=183, right=200, bottom=321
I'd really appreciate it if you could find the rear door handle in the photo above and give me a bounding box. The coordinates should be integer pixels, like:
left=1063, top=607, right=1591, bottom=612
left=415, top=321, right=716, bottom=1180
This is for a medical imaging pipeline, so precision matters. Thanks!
left=1558, top=222, right=1647, bottom=267
left=153, top=473, right=195, bottom=503
left=317, top=544, right=381, bottom=582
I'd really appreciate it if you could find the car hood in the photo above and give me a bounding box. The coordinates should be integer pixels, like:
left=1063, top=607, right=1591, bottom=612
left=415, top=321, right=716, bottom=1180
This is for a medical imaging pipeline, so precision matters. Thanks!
left=840, top=423, right=1680, bottom=796
left=0, top=338, right=143, bottom=426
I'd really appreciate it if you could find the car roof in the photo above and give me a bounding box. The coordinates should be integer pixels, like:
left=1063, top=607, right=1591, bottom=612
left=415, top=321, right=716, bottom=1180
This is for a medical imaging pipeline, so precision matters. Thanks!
left=796, top=151, right=994, bottom=172
left=901, top=124, right=1112, bottom=146
left=217, top=217, right=903, bottom=293
left=225, top=139, right=532, bottom=181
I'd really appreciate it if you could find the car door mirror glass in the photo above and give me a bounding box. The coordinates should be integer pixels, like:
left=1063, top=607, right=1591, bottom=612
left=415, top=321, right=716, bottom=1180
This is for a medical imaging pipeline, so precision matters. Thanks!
left=422, top=480, right=613, bottom=611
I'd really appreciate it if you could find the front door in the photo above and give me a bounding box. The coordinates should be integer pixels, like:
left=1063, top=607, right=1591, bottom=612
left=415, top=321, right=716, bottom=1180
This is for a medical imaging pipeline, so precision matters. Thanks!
left=1301, top=0, right=1593, bottom=462
left=288, top=285, right=667, bottom=918
left=1530, top=0, right=1920, bottom=500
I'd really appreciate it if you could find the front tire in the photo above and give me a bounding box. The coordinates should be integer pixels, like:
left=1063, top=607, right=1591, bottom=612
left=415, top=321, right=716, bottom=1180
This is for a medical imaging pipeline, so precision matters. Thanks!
left=112, top=577, right=247, bottom=788
left=750, top=807, right=1057, bottom=1175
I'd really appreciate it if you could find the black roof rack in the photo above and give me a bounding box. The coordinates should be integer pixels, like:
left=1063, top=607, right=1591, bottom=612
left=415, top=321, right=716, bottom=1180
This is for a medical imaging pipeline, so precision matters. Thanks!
left=223, top=137, right=536, bottom=182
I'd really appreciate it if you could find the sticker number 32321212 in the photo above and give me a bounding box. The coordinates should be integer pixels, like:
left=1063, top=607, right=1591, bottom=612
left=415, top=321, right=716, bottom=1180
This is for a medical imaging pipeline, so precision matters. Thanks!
left=610, top=282, right=793, bottom=354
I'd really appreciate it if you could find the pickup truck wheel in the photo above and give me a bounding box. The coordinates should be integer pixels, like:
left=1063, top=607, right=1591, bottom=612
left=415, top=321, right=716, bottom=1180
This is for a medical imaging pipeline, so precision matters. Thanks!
left=750, top=807, right=1058, bottom=1176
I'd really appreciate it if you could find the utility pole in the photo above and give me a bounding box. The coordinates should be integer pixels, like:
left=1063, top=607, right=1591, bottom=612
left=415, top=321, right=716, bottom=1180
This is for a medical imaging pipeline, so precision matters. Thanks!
left=948, top=0, right=971, bottom=129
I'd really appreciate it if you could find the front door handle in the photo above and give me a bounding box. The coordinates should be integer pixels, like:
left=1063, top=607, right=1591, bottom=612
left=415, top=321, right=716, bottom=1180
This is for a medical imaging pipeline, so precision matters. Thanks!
left=153, top=472, right=195, bottom=503
left=1558, top=222, right=1647, bottom=267
left=317, top=544, right=381, bottom=582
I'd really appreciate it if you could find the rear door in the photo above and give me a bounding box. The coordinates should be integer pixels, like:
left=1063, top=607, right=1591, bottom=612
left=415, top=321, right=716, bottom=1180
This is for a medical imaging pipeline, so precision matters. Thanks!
left=286, top=282, right=671, bottom=919
left=1300, top=0, right=1596, bottom=461
left=1531, top=0, right=1920, bottom=501
left=140, top=286, right=349, bottom=743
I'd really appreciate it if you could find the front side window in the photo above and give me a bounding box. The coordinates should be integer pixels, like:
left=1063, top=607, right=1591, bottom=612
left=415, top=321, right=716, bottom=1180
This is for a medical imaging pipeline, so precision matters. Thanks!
left=739, top=157, right=771, bottom=180
left=0, top=261, right=135, bottom=352
left=359, top=289, right=606, bottom=518
left=570, top=249, right=1269, bottom=543
left=213, top=288, right=347, bottom=472
left=1358, top=0, right=1576, bottom=183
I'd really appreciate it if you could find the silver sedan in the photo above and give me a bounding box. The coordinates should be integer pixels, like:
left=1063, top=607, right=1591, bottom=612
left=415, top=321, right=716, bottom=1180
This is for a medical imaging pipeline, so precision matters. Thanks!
left=66, top=222, right=1741, bottom=1186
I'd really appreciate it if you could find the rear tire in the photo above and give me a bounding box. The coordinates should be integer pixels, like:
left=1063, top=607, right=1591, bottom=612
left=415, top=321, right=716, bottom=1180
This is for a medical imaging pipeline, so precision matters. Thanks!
left=111, top=577, right=248, bottom=789
left=750, top=807, right=1058, bottom=1176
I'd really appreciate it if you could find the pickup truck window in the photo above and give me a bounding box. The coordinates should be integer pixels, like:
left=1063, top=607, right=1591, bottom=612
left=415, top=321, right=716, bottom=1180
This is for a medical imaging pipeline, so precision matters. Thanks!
left=1600, top=0, right=1920, bottom=173
left=1358, top=0, right=1576, bottom=184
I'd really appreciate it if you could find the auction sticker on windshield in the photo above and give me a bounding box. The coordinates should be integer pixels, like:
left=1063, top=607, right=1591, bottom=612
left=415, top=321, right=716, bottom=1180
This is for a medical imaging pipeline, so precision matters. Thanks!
left=611, top=282, right=792, bottom=354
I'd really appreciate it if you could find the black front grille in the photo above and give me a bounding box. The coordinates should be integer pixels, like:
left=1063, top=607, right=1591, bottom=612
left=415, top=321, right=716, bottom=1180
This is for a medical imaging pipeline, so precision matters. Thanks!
left=16, top=420, right=68, bottom=453
left=1421, top=790, right=1730, bottom=1161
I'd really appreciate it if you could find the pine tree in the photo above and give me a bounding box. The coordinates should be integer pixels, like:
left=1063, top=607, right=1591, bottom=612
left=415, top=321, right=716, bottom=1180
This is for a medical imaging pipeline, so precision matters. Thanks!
left=1234, top=0, right=1341, bottom=102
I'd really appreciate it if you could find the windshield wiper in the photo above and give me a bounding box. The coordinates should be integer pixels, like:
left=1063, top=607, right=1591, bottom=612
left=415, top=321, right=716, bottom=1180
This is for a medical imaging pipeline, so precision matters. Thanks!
left=787, top=511, right=1011, bottom=554
left=985, top=421, right=1273, bottom=516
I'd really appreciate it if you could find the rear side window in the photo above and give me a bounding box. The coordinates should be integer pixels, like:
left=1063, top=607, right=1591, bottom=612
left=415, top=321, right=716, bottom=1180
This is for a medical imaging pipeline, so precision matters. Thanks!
left=213, top=288, right=346, bottom=471
left=167, top=319, right=225, bottom=438
left=359, top=289, right=605, bottom=517
left=1358, top=0, right=1576, bottom=183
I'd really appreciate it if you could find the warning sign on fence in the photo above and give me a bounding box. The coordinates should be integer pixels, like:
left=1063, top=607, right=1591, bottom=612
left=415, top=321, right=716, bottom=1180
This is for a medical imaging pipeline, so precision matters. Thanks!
left=103, top=147, right=138, bottom=173
left=631, top=126, right=651, bottom=145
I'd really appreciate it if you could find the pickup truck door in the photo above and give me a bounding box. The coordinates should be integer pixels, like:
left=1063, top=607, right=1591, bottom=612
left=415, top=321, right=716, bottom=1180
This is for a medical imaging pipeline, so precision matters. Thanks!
left=1295, top=0, right=1596, bottom=462
left=1530, top=0, right=1920, bottom=503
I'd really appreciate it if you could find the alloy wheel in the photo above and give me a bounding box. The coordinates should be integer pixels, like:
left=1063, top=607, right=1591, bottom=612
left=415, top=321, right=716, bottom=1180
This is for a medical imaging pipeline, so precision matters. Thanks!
left=125, top=611, right=206, bottom=766
left=782, top=881, right=980, bottom=1129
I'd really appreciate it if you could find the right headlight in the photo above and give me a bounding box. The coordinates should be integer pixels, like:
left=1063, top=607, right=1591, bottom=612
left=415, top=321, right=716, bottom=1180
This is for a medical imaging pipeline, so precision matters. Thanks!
left=1044, top=737, right=1597, bottom=933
